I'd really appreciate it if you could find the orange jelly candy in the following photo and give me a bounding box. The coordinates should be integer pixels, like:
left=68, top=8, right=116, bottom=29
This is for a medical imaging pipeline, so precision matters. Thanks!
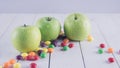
left=48, top=48, right=54, bottom=53
left=63, top=38, right=69, bottom=44
left=3, top=62, right=11, bottom=68
left=108, top=48, right=114, bottom=53
left=28, top=52, right=36, bottom=56
left=9, top=59, right=16, bottom=64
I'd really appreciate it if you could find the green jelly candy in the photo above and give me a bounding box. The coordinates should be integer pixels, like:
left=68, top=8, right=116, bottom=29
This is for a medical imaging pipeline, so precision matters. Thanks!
left=98, top=49, right=103, bottom=54
left=49, top=44, right=55, bottom=48
left=40, top=52, right=47, bottom=58
left=63, top=46, right=69, bottom=51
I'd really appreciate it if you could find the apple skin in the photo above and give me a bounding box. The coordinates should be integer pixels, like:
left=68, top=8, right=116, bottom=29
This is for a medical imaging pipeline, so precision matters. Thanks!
left=12, top=25, right=41, bottom=52
left=36, top=17, right=61, bottom=41
left=64, top=13, right=91, bottom=41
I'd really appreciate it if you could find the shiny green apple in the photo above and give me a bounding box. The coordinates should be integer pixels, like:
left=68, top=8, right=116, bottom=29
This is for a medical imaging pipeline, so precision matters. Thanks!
left=36, top=17, right=61, bottom=41
left=12, top=24, right=41, bottom=52
left=64, top=13, right=91, bottom=41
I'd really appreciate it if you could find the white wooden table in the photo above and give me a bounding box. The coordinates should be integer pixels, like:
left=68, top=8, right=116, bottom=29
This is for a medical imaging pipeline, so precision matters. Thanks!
left=0, top=13, right=120, bottom=68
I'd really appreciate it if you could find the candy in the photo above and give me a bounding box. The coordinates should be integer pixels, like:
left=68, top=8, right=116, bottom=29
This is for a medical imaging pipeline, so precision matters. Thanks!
left=40, top=41, right=46, bottom=47
left=63, top=38, right=69, bottom=44
left=30, top=63, right=37, bottom=68
left=108, top=57, right=114, bottom=63
left=9, top=59, right=16, bottom=64
left=118, top=50, right=120, bottom=54
left=42, top=48, right=48, bottom=53
left=51, top=40, right=58, bottom=47
left=48, top=48, right=54, bottom=53
left=63, top=46, right=69, bottom=51
left=16, top=55, right=23, bottom=60
left=3, top=62, right=11, bottom=68
left=13, top=63, right=21, bottom=68
left=100, top=43, right=105, bottom=48
left=45, top=41, right=51, bottom=46
left=34, top=55, right=39, bottom=60
left=108, top=48, right=114, bottom=53
left=37, top=50, right=43, bottom=55
left=21, top=53, right=28, bottom=58
left=61, top=42, right=67, bottom=47
left=40, top=52, right=47, bottom=58
left=98, top=49, right=103, bottom=54
left=29, top=52, right=36, bottom=56
left=87, top=35, right=94, bottom=42
left=48, top=44, right=55, bottom=48
left=0, top=66, right=2, bottom=68
left=68, top=43, right=74, bottom=48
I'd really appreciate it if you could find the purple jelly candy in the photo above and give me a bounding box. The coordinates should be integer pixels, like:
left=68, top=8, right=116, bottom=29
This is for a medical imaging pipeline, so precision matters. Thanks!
left=37, top=50, right=43, bottom=55
left=40, top=41, right=46, bottom=47
left=16, top=55, right=23, bottom=60
left=52, top=40, right=58, bottom=47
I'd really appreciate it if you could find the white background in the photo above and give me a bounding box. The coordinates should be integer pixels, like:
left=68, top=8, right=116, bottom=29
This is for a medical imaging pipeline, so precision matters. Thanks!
left=0, top=0, right=120, bottom=13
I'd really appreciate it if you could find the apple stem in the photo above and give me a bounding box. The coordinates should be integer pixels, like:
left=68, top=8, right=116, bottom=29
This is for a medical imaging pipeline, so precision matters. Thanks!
left=75, top=14, right=77, bottom=20
left=24, top=24, right=27, bottom=27
left=47, top=17, right=52, bottom=21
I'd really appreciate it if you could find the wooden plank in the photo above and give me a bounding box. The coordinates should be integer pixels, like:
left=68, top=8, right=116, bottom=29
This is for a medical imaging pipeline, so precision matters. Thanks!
left=95, top=14, right=120, bottom=67
left=0, top=14, right=16, bottom=38
left=0, top=14, right=36, bottom=65
left=80, top=14, right=119, bottom=68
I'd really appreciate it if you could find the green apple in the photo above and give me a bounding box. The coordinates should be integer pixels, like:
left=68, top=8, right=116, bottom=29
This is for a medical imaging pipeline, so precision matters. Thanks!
left=64, top=13, right=91, bottom=41
left=12, top=24, right=41, bottom=52
left=36, top=17, right=61, bottom=41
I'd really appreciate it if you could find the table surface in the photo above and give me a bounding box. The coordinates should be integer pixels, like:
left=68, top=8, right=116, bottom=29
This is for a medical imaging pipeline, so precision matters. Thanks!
left=0, top=13, right=120, bottom=68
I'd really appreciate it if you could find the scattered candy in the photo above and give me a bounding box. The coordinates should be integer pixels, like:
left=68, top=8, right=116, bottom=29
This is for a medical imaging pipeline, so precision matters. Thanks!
left=45, top=41, right=51, bottom=46
left=30, top=63, right=37, bottom=68
left=9, top=59, right=16, bottom=64
left=108, top=48, right=114, bottom=53
left=48, top=48, right=54, bottom=53
left=42, top=48, right=48, bottom=53
left=37, top=50, right=43, bottom=55
left=68, top=43, right=74, bottom=48
left=40, top=52, right=47, bottom=58
left=63, top=38, right=69, bottom=44
left=87, top=35, right=94, bottom=42
left=108, top=57, right=114, bottom=63
left=16, top=55, right=23, bottom=60
left=21, top=53, right=28, bottom=58
left=63, top=46, right=69, bottom=51
left=100, top=43, right=105, bottom=48
left=13, top=63, right=21, bottom=68
left=40, top=41, right=46, bottom=47
left=51, top=40, right=58, bottom=47
left=34, top=55, right=39, bottom=60
left=118, top=50, right=120, bottom=54
left=98, top=49, right=103, bottom=54
left=61, top=42, right=67, bottom=47
left=29, top=52, right=36, bottom=56
left=48, top=44, right=55, bottom=48
left=3, top=62, right=11, bottom=68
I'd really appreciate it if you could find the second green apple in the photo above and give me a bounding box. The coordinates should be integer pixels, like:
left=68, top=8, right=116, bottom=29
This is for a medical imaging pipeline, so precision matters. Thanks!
left=36, top=17, right=61, bottom=41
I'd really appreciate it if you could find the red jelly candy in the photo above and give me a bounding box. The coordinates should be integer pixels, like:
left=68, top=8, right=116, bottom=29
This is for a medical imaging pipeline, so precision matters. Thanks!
left=30, top=63, right=37, bottom=68
left=34, top=55, right=39, bottom=60
left=61, top=42, right=66, bottom=47
left=68, top=43, right=74, bottom=48
left=100, top=43, right=105, bottom=48
left=108, top=57, right=114, bottom=63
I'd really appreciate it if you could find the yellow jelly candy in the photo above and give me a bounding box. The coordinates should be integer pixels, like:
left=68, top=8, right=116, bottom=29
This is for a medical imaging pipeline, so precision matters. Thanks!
left=43, top=48, right=48, bottom=53
left=21, top=53, right=28, bottom=58
left=13, top=63, right=21, bottom=68
left=87, top=35, right=94, bottom=42
left=45, top=41, right=51, bottom=45
left=0, top=66, right=2, bottom=68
